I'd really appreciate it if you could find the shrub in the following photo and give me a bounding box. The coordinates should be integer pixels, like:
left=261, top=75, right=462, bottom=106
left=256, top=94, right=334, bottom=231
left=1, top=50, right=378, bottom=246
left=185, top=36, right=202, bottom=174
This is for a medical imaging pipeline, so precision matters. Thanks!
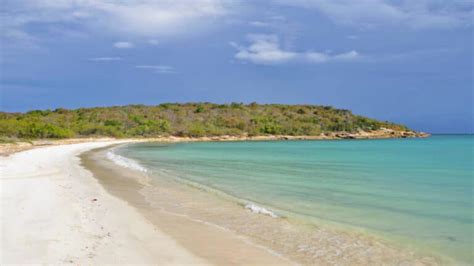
left=187, top=123, right=206, bottom=137
left=0, top=103, right=411, bottom=139
left=195, top=105, right=204, bottom=113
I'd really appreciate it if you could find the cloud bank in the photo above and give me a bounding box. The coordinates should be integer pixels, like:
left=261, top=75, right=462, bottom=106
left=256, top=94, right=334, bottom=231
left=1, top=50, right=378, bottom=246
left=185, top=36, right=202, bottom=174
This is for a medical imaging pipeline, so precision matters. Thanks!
left=2, top=0, right=236, bottom=46
left=231, top=34, right=360, bottom=65
left=276, top=0, right=473, bottom=29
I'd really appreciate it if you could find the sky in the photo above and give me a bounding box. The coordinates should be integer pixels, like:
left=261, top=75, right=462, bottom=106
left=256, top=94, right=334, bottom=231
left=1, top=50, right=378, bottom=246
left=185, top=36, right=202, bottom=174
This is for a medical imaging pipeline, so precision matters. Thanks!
left=0, top=0, right=473, bottom=133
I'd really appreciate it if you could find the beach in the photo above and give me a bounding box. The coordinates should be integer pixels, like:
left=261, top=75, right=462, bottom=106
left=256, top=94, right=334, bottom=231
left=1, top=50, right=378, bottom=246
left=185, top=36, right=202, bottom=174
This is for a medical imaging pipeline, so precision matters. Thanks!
left=2, top=0, right=470, bottom=263
left=2, top=139, right=467, bottom=265
left=0, top=141, right=205, bottom=264
left=85, top=142, right=449, bottom=265
left=0, top=141, right=289, bottom=264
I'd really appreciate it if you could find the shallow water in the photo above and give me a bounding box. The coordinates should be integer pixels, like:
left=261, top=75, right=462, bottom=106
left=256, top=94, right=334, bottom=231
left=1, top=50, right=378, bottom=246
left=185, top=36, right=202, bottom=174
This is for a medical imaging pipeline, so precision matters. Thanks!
left=115, top=135, right=473, bottom=264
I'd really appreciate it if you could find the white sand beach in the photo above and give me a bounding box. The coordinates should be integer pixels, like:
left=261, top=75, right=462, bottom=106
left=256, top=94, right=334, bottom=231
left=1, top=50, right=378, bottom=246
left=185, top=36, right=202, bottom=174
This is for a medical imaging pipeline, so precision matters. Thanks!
left=0, top=141, right=211, bottom=264
left=0, top=141, right=442, bottom=265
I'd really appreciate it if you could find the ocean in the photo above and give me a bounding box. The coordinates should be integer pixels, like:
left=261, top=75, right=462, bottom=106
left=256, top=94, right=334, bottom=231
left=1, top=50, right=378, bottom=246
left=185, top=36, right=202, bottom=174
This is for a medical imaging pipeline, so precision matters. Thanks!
left=112, top=135, right=473, bottom=264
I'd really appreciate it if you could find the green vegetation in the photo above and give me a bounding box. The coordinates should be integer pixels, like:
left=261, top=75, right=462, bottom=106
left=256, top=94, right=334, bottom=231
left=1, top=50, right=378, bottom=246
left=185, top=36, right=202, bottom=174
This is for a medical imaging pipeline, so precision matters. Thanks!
left=0, top=103, right=409, bottom=139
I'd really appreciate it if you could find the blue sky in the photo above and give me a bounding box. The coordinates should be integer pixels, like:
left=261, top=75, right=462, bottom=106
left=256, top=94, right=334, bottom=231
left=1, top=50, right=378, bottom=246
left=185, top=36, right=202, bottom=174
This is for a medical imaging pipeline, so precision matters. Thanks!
left=1, top=0, right=472, bottom=133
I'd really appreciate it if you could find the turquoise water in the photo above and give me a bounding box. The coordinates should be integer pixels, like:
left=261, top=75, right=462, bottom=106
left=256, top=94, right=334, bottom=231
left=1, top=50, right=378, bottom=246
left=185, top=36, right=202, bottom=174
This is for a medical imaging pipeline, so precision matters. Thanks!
left=116, top=135, right=473, bottom=263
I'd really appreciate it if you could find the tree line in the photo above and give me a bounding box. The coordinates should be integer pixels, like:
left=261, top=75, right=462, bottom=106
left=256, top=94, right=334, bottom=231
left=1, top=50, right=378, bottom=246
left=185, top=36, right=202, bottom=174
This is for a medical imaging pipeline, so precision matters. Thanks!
left=0, top=103, right=408, bottom=139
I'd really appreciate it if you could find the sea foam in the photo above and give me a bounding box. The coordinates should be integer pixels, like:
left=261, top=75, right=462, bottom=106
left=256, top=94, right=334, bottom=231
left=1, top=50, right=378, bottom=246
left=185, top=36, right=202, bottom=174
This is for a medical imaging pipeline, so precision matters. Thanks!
left=106, top=150, right=148, bottom=173
left=245, top=203, right=278, bottom=218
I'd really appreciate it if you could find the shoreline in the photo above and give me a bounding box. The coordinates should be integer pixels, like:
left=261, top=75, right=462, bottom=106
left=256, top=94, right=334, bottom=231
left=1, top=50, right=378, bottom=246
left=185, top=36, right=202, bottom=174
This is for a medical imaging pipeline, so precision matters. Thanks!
left=81, top=146, right=292, bottom=265
left=0, top=128, right=429, bottom=156
left=1, top=140, right=446, bottom=265
left=82, top=143, right=443, bottom=265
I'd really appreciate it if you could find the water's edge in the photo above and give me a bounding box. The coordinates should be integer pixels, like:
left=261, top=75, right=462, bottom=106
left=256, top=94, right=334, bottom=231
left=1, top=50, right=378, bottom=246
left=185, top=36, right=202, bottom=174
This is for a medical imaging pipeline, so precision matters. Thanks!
left=80, top=146, right=295, bottom=265
left=81, top=143, right=447, bottom=265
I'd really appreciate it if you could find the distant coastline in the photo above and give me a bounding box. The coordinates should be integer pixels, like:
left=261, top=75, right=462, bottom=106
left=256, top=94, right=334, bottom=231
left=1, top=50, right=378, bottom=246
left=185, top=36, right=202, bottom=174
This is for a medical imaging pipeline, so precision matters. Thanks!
left=0, top=103, right=427, bottom=142
left=0, top=127, right=429, bottom=156
left=0, top=103, right=431, bottom=156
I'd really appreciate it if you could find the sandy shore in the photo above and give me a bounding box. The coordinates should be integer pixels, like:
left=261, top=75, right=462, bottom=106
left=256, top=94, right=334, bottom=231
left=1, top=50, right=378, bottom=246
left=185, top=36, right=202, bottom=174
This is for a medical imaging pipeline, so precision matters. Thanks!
left=82, top=146, right=292, bottom=265
left=0, top=141, right=212, bottom=264
left=82, top=143, right=441, bottom=265
left=0, top=127, right=429, bottom=156
left=1, top=140, right=440, bottom=265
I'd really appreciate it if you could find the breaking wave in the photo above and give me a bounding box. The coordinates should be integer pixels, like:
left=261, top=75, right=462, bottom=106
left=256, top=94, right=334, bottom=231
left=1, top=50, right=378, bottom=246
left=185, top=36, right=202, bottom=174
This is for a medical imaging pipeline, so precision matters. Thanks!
left=106, top=150, right=148, bottom=173
left=245, top=203, right=278, bottom=218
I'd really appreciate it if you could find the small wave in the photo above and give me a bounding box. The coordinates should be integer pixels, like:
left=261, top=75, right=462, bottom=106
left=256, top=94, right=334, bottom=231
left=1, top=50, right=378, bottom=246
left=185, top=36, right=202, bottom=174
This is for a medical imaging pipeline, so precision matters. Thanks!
left=106, top=150, right=148, bottom=173
left=245, top=203, right=278, bottom=218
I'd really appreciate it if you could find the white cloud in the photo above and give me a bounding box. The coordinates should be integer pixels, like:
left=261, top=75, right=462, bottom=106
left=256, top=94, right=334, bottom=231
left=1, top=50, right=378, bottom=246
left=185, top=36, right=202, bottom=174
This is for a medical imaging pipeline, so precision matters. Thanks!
left=230, top=35, right=296, bottom=65
left=135, top=65, right=177, bottom=74
left=88, top=57, right=122, bottom=61
left=231, top=34, right=361, bottom=65
left=113, top=41, right=134, bottom=49
left=94, top=1, right=232, bottom=37
left=2, top=0, right=237, bottom=47
left=275, top=0, right=473, bottom=29
left=333, top=50, right=359, bottom=60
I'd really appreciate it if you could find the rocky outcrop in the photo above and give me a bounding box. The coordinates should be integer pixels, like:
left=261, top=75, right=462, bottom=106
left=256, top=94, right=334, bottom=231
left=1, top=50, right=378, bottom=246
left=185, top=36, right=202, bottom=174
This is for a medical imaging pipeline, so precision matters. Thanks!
left=329, top=128, right=430, bottom=140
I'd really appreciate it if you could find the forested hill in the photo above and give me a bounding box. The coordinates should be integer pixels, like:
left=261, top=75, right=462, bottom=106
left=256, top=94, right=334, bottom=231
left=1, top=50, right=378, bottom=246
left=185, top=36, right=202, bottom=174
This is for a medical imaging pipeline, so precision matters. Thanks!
left=0, top=103, right=412, bottom=139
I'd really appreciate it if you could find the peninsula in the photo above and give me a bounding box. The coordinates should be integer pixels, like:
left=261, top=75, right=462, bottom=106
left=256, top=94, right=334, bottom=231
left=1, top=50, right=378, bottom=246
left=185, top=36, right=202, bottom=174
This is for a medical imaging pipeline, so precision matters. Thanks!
left=0, top=103, right=428, bottom=143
